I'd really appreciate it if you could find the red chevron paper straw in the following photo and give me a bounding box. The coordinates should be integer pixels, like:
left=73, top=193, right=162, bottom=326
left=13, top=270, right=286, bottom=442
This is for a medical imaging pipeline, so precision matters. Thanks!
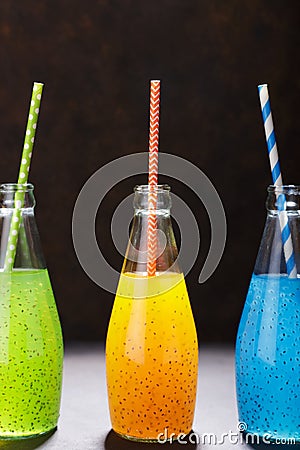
left=147, top=80, right=160, bottom=276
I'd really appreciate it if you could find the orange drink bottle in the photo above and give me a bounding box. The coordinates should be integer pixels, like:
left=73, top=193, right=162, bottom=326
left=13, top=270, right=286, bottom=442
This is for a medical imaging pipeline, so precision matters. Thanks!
left=106, top=185, right=198, bottom=441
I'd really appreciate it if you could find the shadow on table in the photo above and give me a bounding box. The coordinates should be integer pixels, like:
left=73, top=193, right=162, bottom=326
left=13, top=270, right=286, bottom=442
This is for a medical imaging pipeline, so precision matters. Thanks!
left=0, top=429, right=56, bottom=450
left=242, top=432, right=300, bottom=449
left=105, top=430, right=198, bottom=449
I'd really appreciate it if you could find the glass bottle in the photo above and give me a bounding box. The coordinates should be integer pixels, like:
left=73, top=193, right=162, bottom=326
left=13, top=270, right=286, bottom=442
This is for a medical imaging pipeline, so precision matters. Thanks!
left=106, top=185, right=198, bottom=442
left=0, top=183, right=63, bottom=439
left=236, top=185, right=300, bottom=443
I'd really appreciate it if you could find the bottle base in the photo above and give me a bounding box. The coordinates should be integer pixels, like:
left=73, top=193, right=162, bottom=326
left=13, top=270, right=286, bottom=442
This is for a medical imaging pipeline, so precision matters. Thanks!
left=114, top=428, right=192, bottom=443
left=115, top=433, right=162, bottom=443
left=0, top=426, right=57, bottom=441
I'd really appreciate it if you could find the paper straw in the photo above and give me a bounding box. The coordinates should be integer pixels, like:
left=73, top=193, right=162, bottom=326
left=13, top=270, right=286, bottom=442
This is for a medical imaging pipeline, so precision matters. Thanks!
left=3, top=82, right=44, bottom=271
left=258, top=84, right=297, bottom=278
left=147, top=80, right=160, bottom=276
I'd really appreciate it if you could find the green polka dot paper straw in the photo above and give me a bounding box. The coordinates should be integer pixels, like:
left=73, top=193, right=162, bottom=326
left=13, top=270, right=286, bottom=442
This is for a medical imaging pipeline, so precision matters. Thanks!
left=3, top=82, right=44, bottom=271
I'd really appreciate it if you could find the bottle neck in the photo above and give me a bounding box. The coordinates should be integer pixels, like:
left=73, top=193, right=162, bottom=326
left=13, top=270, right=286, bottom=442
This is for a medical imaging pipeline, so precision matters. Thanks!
left=254, top=185, right=300, bottom=276
left=0, top=183, right=45, bottom=270
left=122, top=184, right=180, bottom=275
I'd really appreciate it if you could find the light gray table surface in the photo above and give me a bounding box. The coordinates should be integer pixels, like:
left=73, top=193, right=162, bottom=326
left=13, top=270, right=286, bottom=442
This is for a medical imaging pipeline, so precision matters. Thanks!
left=0, top=345, right=287, bottom=450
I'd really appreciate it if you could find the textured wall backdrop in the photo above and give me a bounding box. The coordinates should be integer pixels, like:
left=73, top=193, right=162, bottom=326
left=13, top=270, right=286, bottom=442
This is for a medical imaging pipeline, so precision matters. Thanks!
left=0, top=1, right=299, bottom=342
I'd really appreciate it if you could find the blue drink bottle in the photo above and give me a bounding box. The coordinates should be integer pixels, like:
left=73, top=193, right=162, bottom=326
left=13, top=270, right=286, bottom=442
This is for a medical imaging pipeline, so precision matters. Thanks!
left=236, top=185, right=300, bottom=443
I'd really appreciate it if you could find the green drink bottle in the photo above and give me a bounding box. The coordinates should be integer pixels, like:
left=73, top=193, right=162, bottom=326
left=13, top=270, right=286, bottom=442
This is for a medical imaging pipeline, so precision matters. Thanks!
left=0, top=183, right=63, bottom=439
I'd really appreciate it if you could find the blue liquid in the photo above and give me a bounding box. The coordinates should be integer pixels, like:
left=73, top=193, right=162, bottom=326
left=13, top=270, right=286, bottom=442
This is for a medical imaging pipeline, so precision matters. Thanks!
left=236, top=273, right=300, bottom=442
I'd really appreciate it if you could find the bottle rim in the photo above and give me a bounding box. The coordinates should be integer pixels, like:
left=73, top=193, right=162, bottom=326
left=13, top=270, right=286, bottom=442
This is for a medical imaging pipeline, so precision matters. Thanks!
left=0, top=183, right=34, bottom=192
left=268, top=184, right=300, bottom=194
left=134, top=184, right=171, bottom=193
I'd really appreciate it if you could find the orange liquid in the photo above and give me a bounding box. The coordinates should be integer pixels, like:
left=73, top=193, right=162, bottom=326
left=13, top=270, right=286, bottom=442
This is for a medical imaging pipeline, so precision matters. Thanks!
left=106, top=272, right=198, bottom=441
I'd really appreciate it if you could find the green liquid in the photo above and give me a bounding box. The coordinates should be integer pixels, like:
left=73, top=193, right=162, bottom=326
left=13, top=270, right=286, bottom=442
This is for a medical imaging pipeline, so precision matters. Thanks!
left=0, top=269, right=63, bottom=438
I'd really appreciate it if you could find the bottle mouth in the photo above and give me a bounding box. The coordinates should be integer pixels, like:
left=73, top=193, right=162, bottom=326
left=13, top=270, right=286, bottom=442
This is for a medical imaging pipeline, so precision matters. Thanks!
left=267, top=185, right=300, bottom=213
left=133, top=184, right=172, bottom=211
left=0, top=183, right=34, bottom=193
left=268, top=185, right=300, bottom=195
left=134, top=184, right=171, bottom=193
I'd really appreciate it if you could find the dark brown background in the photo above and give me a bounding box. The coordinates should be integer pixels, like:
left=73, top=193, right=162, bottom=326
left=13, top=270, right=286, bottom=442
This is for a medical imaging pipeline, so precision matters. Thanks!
left=0, top=1, right=299, bottom=343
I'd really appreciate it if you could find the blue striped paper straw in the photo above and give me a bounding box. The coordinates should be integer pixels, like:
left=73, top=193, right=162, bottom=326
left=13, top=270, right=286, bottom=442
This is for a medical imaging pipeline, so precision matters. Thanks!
left=258, top=84, right=297, bottom=278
